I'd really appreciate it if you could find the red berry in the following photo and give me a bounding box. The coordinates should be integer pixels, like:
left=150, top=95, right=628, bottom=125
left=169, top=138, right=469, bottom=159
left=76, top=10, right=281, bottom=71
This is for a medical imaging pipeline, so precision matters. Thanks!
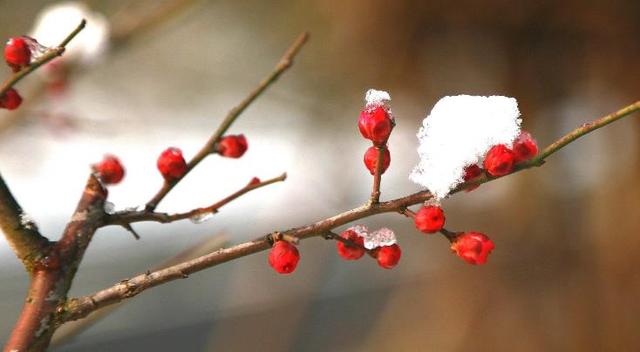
left=451, top=232, right=495, bottom=265
left=268, top=240, right=300, bottom=274
left=4, top=37, right=31, bottom=69
left=463, top=164, right=483, bottom=192
left=375, top=244, right=402, bottom=269
left=218, top=134, right=248, bottom=158
left=414, top=205, right=445, bottom=234
left=358, top=105, right=393, bottom=145
left=94, top=155, right=125, bottom=185
left=157, top=147, right=187, bottom=181
left=363, top=146, right=390, bottom=175
left=0, top=88, right=22, bottom=110
left=512, top=131, right=538, bottom=163
left=483, top=144, right=515, bottom=177
left=336, top=229, right=365, bottom=260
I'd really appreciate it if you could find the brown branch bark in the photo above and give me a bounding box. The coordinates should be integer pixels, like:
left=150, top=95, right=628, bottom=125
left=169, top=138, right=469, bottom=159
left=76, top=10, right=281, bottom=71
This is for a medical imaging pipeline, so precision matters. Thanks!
left=0, top=174, right=49, bottom=269
left=368, top=145, right=386, bottom=204
left=60, top=100, right=640, bottom=323
left=144, top=32, right=309, bottom=211
left=51, top=233, right=228, bottom=346
left=4, top=176, right=107, bottom=352
left=0, top=21, right=86, bottom=271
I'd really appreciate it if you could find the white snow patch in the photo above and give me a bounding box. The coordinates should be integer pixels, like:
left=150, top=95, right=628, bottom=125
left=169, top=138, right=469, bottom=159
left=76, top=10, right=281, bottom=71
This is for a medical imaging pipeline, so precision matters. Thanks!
left=362, top=227, right=397, bottom=250
left=348, top=225, right=369, bottom=238
left=365, top=89, right=391, bottom=107
left=410, top=95, right=521, bottom=199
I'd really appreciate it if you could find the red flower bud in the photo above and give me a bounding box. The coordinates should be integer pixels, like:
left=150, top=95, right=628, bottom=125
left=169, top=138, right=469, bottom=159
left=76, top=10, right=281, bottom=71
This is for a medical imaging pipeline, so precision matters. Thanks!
left=248, top=177, right=261, bottom=186
left=0, top=88, right=22, bottom=110
left=4, top=37, right=31, bottom=70
left=336, top=229, right=365, bottom=260
left=483, top=144, right=515, bottom=177
left=94, top=155, right=125, bottom=185
left=363, top=146, right=390, bottom=175
left=512, top=131, right=538, bottom=163
left=268, top=240, right=300, bottom=274
left=463, top=164, right=483, bottom=192
left=375, top=244, right=402, bottom=269
left=358, top=105, right=393, bottom=145
left=218, top=134, right=248, bottom=158
left=157, top=147, right=187, bottom=181
left=451, top=232, right=495, bottom=265
left=414, top=205, right=445, bottom=234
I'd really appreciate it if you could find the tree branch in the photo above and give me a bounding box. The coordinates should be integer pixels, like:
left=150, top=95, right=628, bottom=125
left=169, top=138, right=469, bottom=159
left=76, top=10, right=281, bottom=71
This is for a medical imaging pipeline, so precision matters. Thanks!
left=534, top=100, right=640, bottom=162
left=144, top=32, right=309, bottom=211
left=0, top=173, right=49, bottom=269
left=5, top=175, right=107, bottom=352
left=51, top=233, right=228, bottom=347
left=60, top=99, right=640, bottom=323
left=0, top=21, right=87, bottom=268
left=0, top=19, right=86, bottom=97
left=106, top=173, right=286, bottom=227
left=368, top=145, right=386, bottom=204
left=454, top=100, right=640, bottom=191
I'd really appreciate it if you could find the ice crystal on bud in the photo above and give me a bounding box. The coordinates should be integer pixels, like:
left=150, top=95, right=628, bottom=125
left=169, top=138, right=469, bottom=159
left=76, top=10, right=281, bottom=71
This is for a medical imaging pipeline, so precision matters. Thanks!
left=410, top=95, right=521, bottom=199
left=362, top=227, right=397, bottom=250
left=190, top=212, right=214, bottom=224
left=365, top=89, right=391, bottom=107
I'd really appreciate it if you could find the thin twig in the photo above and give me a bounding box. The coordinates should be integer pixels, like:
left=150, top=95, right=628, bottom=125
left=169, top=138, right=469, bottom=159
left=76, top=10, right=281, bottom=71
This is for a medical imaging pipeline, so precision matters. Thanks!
left=145, top=32, right=309, bottom=211
left=368, top=145, right=386, bottom=205
left=323, top=231, right=375, bottom=256
left=0, top=19, right=86, bottom=97
left=452, top=100, right=640, bottom=193
left=51, top=233, right=228, bottom=347
left=60, top=99, right=640, bottom=323
left=107, top=173, right=286, bottom=227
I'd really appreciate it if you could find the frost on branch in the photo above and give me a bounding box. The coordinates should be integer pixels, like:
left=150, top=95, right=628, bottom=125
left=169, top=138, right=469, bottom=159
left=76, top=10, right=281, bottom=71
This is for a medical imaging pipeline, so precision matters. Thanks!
left=409, top=95, right=522, bottom=199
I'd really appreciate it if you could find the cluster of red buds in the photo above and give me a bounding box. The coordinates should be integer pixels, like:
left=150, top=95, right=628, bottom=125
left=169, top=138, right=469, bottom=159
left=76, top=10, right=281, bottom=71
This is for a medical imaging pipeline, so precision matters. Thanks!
left=1, top=37, right=36, bottom=111
left=409, top=130, right=538, bottom=264
left=92, top=135, right=249, bottom=188
left=359, top=96, right=394, bottom=174
left=267, top=92, right=541, bottom=274
left=335, top=227, right=402, bottom=269
left=466, top=130, right=539, bottom=181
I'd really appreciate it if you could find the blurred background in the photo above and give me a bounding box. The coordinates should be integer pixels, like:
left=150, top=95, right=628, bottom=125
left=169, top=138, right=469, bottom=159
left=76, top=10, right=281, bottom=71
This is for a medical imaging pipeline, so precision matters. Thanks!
left=1, top=0, right=639, bottom=351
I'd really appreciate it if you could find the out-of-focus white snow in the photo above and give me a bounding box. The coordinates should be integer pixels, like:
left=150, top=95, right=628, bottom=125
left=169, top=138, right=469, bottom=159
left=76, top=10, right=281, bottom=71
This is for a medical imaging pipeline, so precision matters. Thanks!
left=410, top=95, right=521, bottom=199
left=30, top=1, right=110, bottom=64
